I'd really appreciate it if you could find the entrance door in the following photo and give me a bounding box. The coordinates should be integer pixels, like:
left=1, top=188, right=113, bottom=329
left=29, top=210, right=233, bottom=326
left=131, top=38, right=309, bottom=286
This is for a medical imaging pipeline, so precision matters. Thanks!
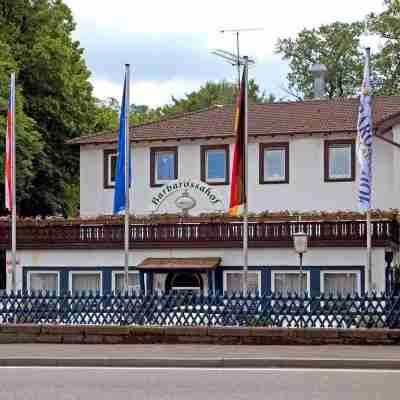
left=166, top=272, right=203, bottom=294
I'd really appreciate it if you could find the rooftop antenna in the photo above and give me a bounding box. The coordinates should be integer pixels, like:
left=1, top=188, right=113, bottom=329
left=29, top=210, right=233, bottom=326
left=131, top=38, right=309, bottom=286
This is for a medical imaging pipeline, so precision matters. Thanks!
left=214, top=28, right=263, bottom=87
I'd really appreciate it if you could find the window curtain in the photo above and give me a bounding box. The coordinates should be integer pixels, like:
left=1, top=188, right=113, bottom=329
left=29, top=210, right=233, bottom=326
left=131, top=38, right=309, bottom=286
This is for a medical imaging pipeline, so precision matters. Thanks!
left=72, top=274, right=100, bottom=292
left=324, top=273, right=357, bottom=295
left=329, top=146, right=350, bottom=177
left=30, top=273, right=57, bottom=291
left=226, top=272, right=259, bottom=291
left=265, top=149, right=285, bottom=179
left=115, top=273, right=140, bottom=290
left=274, top=273, right=307, bottom=294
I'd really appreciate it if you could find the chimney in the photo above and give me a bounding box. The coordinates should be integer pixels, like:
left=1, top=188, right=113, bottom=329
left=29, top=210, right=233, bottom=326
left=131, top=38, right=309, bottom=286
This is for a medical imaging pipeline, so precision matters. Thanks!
left=310, top=64, right=327, bottom=99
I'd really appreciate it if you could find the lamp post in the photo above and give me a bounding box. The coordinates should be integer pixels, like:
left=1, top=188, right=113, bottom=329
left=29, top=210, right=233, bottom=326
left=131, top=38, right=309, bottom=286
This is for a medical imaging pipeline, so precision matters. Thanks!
left=293, top=231, right=308, bottom=295
left=385, top=245, right=394, bottom=294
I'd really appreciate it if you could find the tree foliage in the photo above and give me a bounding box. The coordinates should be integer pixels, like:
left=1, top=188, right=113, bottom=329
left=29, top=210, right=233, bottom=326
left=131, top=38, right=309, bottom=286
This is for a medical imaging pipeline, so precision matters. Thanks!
left=276, top=2, right=400, bottom=99
left=368, top=0, right=400, bottom=95
left=0, top=41, right=43, bottom=210
left=0, top=0, right=95, bottom=217
left=276, top=22, right=365, bottom=99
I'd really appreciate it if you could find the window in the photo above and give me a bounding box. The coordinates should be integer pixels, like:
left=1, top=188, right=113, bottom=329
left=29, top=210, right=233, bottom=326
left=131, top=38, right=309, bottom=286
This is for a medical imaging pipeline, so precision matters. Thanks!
left=260, top=143, right=289, bottom=184
left=150, top=147, right=178, bottom=187
left=103, top=150, right=117, bottom=188
left=321, top=271, right=360, bottom=295
left=272, top=271, right=309, bottom=294
left=223, top=271, right=261, bottom=293
left=324, top=140, right=355, bottom=182
left=70, top=272, right=101, bottom=293
left=28, top=272, right=59, bottom=293
left=113, top=271, right=140, bottom=292
left=201, top=145, right=229, bottom=185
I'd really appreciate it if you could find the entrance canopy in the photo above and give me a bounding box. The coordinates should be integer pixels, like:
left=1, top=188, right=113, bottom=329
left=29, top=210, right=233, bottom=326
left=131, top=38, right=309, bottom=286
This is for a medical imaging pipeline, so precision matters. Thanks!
left=137, top=257, right=221, bottom=271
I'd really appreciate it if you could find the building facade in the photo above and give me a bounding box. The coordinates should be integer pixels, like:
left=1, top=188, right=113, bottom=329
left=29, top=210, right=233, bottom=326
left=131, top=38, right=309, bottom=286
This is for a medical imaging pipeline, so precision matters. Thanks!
left=2, top=97, right=400, bottom=295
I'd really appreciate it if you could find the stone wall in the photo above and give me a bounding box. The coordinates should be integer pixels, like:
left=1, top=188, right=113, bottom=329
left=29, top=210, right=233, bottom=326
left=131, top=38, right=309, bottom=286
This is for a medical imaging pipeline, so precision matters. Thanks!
left=1, top=324, right=400, bottom=345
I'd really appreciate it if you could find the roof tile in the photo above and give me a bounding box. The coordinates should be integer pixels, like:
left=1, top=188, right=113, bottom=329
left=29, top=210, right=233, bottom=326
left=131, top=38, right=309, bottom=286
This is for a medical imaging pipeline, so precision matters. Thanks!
left=68, top=96, right=400, bottom=145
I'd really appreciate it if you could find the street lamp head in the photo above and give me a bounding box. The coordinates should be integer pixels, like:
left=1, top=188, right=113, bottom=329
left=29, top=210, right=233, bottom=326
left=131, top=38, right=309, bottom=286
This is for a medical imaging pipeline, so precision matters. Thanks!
left=293, top=231, right=308, bottom=254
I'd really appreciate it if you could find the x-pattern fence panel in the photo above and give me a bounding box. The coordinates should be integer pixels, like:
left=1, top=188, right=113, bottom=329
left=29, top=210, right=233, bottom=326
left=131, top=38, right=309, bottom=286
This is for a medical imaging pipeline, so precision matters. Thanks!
left=0, top=291, right=399, bottom=328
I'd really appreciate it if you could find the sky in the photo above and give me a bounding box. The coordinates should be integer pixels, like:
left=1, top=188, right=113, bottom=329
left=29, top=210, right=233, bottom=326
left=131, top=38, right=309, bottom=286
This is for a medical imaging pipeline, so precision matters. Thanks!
left=64, top=0, right=384, bottom=107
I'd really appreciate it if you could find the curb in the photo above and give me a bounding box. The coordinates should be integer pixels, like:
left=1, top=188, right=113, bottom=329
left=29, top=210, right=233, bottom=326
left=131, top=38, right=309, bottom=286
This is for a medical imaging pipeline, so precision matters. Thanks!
left=0, top=357, right=399, bottom=369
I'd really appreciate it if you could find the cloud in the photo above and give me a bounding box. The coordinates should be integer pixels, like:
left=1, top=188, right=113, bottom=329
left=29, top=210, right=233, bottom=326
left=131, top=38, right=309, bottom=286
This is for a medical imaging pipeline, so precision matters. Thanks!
left=65, top=0, right=384, bottom=105
left=91, top=77, right=206, bottom=108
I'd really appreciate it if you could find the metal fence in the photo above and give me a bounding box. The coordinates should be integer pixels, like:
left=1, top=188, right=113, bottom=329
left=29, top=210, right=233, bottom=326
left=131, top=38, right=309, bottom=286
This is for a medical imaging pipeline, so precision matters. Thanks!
left=0, top=291, right=400, bottom=328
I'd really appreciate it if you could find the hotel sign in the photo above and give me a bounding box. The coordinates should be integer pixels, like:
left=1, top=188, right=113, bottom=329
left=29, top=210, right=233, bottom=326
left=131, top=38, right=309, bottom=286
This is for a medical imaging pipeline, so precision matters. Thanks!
left=152, top=179, right=224, bottom=212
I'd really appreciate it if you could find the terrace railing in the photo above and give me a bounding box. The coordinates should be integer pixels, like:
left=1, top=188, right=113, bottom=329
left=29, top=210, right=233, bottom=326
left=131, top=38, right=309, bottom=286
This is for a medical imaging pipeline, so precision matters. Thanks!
left=0, top=219, right=398, bottom=249
left=0, top=291, right=399, bottom=328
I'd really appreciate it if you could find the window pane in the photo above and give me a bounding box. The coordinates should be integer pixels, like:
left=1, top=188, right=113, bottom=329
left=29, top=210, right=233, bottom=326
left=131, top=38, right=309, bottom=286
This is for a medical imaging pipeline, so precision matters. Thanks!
left=324, top=273, right=357, bottom=295
left=329, top=145, right=351, bottom=178
left=30, top=273, right=57, bottom=292
left=264, top=149, right=285, bottom=180
left=226, top=272, right=259, bottom=291
left=110, top=154, right=117, bottom=183
left=274, top=273, right=307, bottom=294
left=156, top=152, right=175, bottom=181
left=115, top=273, right=140, bottom=290
left=72, top=274, right=100, bottom=292
left=206, top=149, right=226, bottom=180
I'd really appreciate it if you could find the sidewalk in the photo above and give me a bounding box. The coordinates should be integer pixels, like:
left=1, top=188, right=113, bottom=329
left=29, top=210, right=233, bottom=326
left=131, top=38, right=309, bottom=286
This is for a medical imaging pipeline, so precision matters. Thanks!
left=1, top=344, right=400, bottom=369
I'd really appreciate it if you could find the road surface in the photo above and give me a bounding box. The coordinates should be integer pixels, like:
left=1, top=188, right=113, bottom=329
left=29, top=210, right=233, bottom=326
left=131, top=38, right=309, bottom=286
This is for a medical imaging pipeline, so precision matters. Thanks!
left=0, top=367, right=396, bottom=399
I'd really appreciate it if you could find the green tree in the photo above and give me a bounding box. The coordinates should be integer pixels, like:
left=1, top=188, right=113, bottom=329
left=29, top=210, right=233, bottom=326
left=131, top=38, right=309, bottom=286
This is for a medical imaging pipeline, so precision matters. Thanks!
left=93, top=98, right=119, bottom=132
left=368, top=0, right=400, bottom=95
left=276, top=22, right=365, bottom=99
left=0, top=41, right=44, bottom=216
left=161, top=79, right=272, bottom=115
left=0, top=0, right=95, bottom=216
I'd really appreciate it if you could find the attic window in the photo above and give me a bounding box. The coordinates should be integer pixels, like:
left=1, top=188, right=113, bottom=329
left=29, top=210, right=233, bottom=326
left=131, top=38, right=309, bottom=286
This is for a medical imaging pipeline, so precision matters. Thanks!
left=201, top=144, right=229, bottom=185
left=324, top=140, right=355, bottom=182
left=103, top=149, right=117, bottom=189
left=259, top=142, right=289, bottom=184
left=150, top=147, right=178, bottom=187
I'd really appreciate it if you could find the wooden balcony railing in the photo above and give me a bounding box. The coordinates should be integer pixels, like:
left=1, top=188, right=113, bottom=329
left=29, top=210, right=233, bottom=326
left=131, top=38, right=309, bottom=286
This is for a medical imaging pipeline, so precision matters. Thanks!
left=0, top=219, right=398, bottom=250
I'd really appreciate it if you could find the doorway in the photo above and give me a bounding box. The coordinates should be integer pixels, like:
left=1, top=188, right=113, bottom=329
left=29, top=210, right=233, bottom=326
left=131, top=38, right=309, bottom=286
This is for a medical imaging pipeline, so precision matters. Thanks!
left=165, top=272, right=203, bottom=293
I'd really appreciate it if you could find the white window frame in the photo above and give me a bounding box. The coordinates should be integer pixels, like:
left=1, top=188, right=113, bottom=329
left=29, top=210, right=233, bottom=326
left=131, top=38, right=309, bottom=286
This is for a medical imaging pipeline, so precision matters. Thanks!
left=27, top=270, right=60, bottom=294
left=271, top=270, right=311, bottom=294
left=155, top=150, right=176, bottom=184
left=112, top=271, right=140, bottom=291
left=222, top=270, right=262, bottom=293
left=328, top=144, right=352, bottom=180
left=320, top=270, right=361, bottom=295
left=69, top=271, right=102, bottom=294
left=107, top=152, right=117, bottom=187
left=264, top=147, right=286, bottom=182
left=205, top=148, right=227, bottom=183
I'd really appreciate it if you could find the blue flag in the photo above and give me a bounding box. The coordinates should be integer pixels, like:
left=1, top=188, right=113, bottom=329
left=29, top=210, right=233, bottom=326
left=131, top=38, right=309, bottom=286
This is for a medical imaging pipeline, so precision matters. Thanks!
left=357, top=53, right=373, bottom=210
left=113, top=72, right=131, bottom=214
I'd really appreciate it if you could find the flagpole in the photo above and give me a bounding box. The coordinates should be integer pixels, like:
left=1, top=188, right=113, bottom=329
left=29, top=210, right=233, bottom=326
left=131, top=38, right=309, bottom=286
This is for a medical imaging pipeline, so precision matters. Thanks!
left=367, top=209, right=372, bottom=290
left=124, top=64, right=130, bottom=290
left=365, top=47, right=373, bottom=291
left=243, top=57, right=249, bottom=294
left=11, top=72, right=16, bottom=292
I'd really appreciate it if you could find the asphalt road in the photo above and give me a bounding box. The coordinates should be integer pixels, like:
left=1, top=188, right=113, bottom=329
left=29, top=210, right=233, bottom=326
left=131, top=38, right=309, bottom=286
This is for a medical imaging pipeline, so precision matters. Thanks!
left=0, top=367, right=396, bottom=400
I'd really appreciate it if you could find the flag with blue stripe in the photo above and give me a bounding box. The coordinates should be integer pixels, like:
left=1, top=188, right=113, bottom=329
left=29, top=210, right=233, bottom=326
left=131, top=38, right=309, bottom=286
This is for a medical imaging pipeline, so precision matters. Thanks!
left=357, top=54, right=373, bottom=210
left=113, top=71, right=131, bottom=214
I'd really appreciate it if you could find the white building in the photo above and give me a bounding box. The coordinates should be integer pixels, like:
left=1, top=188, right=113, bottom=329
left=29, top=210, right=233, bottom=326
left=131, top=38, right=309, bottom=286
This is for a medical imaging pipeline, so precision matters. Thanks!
left=2, top=96, right=400, bottom=295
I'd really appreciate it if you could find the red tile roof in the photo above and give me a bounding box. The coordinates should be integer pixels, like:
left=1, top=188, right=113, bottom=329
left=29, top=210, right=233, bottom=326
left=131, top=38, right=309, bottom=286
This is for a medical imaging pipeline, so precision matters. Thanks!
left=68, top=96, right=400, bottom=145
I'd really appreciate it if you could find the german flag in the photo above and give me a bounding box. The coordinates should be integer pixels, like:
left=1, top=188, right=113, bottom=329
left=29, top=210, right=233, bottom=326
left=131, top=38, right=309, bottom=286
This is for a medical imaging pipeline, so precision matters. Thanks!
left=228, top=68, right=246, bottom=216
